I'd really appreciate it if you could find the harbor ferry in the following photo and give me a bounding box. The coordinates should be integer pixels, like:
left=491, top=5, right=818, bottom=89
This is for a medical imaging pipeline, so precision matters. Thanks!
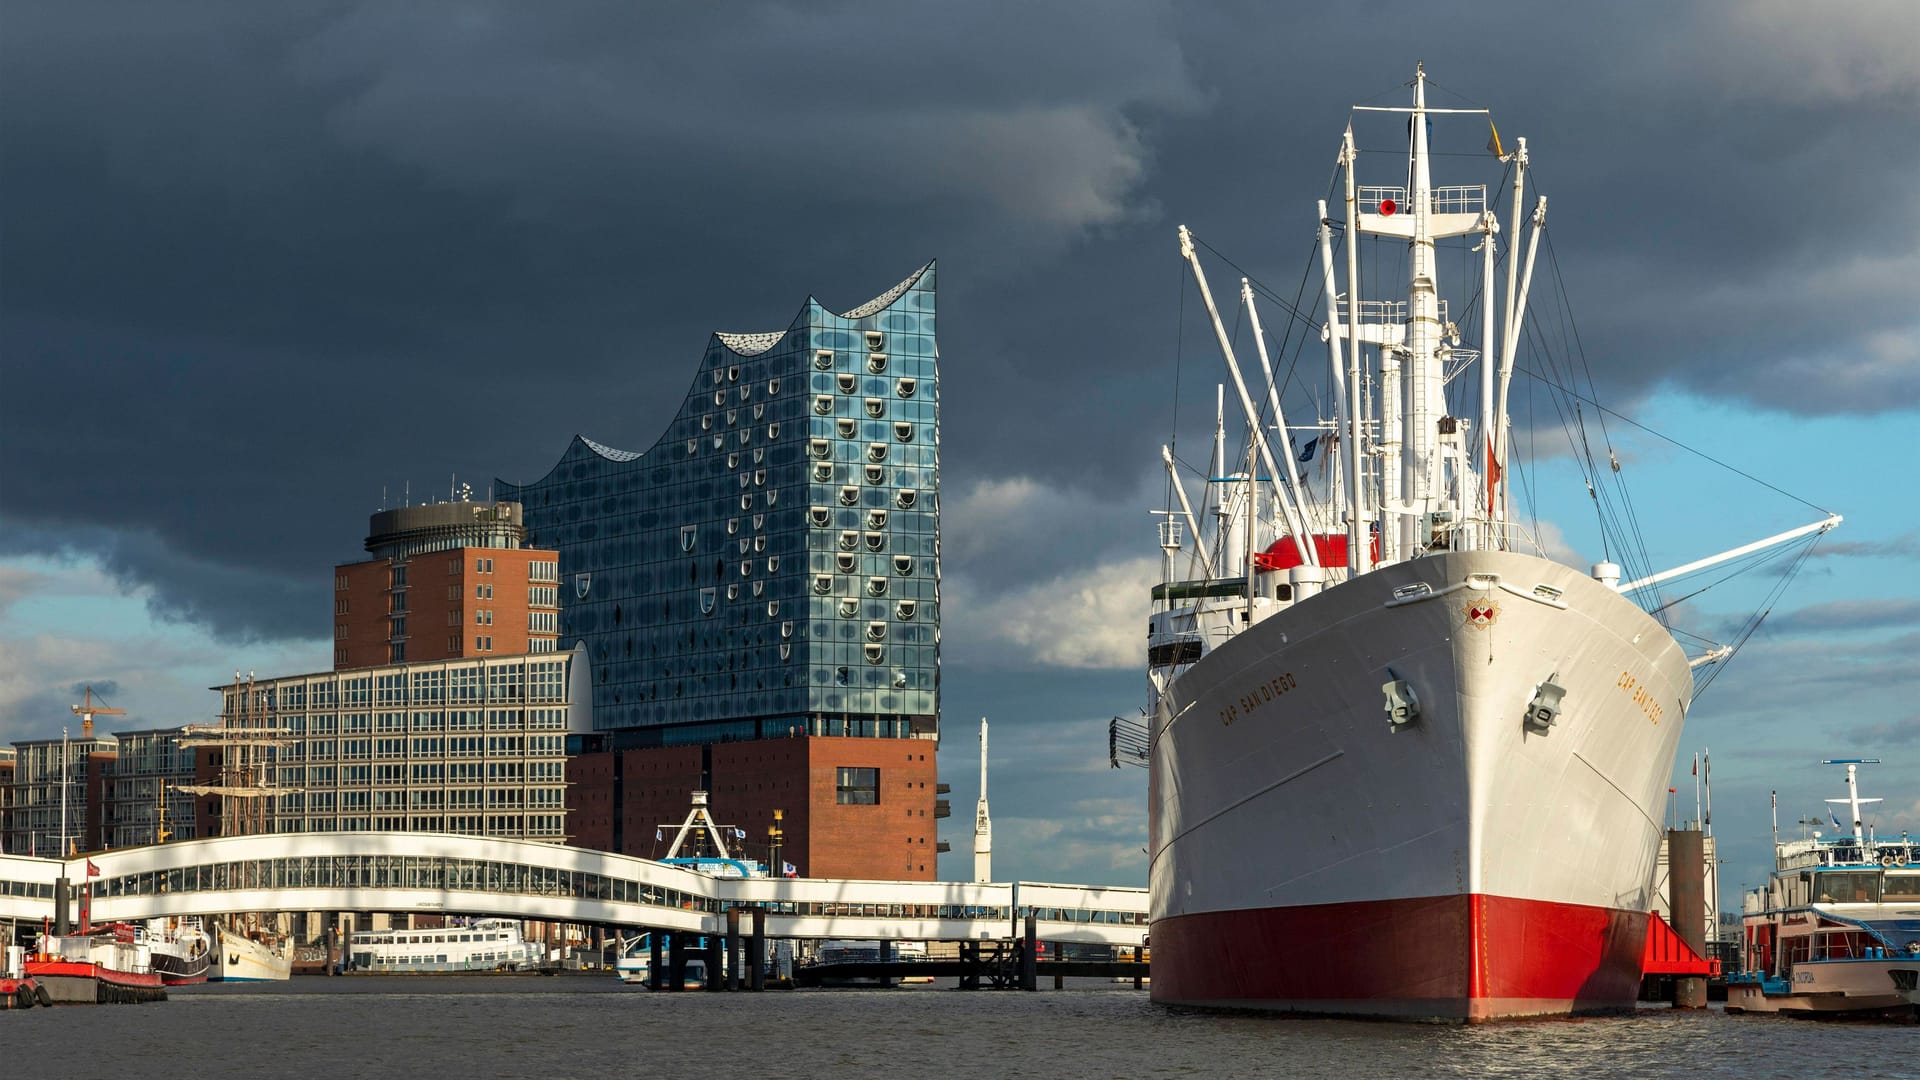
left=349, top=918, right=540, bottom=973
left=1728, top=760, right=1920, bottom=1021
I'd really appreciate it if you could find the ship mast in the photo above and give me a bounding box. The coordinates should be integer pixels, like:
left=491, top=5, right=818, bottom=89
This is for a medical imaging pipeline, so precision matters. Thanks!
left=177, top=671, right=298, bottom=838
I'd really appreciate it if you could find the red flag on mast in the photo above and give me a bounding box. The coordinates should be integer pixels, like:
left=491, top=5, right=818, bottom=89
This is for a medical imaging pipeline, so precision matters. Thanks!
left=1486, top=435, right=1502, bottom=514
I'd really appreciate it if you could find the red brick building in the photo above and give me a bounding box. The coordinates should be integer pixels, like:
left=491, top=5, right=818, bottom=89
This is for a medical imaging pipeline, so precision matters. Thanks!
left=333, top=501, right=559, bottom=670
left=567, top=735, right=945, bottom=880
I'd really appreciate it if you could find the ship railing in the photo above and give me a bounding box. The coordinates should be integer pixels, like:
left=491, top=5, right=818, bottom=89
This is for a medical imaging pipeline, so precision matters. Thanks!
left=1357, top=185, right=1486, bottom=217
left=1329, top=298, right=1451, bottom=327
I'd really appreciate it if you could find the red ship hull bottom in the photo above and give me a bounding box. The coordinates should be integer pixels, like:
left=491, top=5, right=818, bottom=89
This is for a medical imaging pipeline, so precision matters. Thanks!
left=1152, top=893, right=1649, bottom=1022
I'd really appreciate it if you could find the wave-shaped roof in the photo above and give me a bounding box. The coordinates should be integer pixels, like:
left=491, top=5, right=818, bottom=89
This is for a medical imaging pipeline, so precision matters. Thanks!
left=580, top=435, right=641, bottom=462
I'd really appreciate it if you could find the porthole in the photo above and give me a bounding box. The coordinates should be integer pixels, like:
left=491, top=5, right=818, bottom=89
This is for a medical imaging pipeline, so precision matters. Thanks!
left=814, top=349, right=834, bottom=370
left=897, top=378, right=916, bottom=398
left=867, top=353, right=887, bottom=374
left=864, top=398, right=884, bottom=419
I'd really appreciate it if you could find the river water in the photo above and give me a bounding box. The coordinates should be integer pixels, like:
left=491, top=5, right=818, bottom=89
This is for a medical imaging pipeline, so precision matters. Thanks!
left=5, top=977, right=1910, bottom=1079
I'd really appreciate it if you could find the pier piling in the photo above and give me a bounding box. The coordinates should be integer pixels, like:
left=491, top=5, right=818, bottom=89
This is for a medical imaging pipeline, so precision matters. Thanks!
left=748, top=908, right=765, bottom=991
left=649, top=929, right=664, bottom=991
left=1021, top=913, right=1037, bottom=992
left=1669, top=828, right=1708, bottom=1009
left=705, top=931, right=723, bottom=992
left=726, top=907, right=743, bottom=991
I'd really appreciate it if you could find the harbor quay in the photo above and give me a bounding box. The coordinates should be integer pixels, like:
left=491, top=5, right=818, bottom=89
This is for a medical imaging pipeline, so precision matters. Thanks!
left=0, top=831, right=1148, bottom=992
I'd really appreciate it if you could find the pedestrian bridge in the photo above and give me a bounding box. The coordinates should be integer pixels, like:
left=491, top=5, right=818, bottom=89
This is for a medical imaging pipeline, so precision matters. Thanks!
left=0, top=833, right=1148, bottom=946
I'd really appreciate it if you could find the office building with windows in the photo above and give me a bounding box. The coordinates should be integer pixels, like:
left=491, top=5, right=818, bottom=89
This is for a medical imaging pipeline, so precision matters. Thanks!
left=224, top=652, right=587, bottom=841
left=501, top=264, right=946, bottom=879
left=335, top=501, right=561, bottom=670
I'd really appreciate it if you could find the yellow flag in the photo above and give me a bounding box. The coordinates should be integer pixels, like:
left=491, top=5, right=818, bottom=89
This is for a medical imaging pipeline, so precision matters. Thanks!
left=1487, top=121, right=1505, bottom=159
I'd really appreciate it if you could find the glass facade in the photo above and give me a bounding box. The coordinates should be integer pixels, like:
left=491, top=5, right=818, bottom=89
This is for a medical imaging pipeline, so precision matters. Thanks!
left=500, top=263, right=941, bottom=744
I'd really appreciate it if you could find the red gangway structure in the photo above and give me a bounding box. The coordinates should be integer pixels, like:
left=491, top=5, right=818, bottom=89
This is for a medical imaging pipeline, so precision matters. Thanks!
left=1640, top=911, right=1719, bottom=977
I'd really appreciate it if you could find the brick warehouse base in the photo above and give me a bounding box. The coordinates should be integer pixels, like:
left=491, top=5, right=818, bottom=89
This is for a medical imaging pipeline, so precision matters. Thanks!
left=567, top=734, right=939, bottom=880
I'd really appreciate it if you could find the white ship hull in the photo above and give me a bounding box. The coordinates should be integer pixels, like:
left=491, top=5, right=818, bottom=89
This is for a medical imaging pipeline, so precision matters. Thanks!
left=213, top=925, right=292, bottom=982
left=1150, top=550, right=1692, bottom=1021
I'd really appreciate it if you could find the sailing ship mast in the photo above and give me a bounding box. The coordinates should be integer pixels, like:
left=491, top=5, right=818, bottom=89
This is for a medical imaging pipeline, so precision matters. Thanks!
left=177, top=671, right=298, bottom=838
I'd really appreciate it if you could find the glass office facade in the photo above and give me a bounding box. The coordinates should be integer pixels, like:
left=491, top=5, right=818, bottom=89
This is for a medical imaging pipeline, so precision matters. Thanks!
left=500, top=264, right=940, bottom=745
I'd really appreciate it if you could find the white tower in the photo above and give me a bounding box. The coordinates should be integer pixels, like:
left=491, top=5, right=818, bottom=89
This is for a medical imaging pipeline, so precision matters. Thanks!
left=973, top=718, right=992, bottom=883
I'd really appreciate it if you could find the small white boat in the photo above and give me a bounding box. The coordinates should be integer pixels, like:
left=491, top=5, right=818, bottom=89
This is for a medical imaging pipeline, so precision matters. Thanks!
left=213, top=924, right=293, bottom=982
left=1727, top=760, right=1920, bottom=1021
left=148, top=918, right=213, bottom=985
left=348, top=918, right=539, bottom=973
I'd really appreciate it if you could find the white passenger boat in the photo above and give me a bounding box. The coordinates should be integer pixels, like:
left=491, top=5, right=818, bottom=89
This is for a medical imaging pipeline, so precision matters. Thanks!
left=148, top=917, right=212, bottom=985
left=348, top=918, right=540, bottom=973
left=1727, top=760, right=1920, bottom=1021
left=1146, top=64, right=1840, bottom=1021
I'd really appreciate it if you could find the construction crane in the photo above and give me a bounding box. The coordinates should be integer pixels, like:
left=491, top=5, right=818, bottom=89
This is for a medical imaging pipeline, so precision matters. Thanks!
left=71, top=685, right=126, bottom=739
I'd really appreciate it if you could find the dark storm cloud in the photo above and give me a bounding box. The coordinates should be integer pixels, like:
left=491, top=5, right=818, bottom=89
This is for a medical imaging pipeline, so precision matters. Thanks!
left=3, top=1, right=1915, bottom=643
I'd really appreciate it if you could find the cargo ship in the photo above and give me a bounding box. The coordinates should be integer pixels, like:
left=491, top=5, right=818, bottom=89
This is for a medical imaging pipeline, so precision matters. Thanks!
left=1146, top=65, right=1838, bottom=1021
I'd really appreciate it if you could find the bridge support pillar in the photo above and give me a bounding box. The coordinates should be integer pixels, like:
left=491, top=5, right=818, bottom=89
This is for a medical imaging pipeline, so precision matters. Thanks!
left=959, top=940, right=978, bottom=991
left=748, top=908, right=765, bottom=992
left=705, top=931, right=723, bottom=992
left=726, top=906, right=743, bottom=991
left=650, top=930, right=664, bottom=992
left=878, top=938, right=894, bottom=989
left=1021, top=913, right=1037, bottom=992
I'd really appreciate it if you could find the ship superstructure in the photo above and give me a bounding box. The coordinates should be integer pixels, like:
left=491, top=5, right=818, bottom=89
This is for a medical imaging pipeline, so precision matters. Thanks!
left=1145, top=65, right=1839, bottom=1021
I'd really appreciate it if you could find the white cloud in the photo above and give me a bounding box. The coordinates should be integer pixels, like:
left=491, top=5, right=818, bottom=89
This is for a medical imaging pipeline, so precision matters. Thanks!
left=1694, top=2, right=1920, bottom=106
left=946, top=555, right=1160, bottom=672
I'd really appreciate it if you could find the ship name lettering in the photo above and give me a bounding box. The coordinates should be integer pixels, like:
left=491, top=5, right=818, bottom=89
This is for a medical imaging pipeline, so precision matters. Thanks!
left=1614, top=670, right=1664, bottom=725
left=1226, top=672, right=1298, bottom=722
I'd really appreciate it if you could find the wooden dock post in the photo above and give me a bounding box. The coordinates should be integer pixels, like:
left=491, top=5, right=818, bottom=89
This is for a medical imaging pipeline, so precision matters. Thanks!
left=705, top=931, right=724, bottom=992
left=650, top=930, right=664, bottom=991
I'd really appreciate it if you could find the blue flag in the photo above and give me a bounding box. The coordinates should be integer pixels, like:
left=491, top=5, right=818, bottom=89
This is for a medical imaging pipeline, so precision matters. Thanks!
left=655, top=827, right=664, bottom=842
left=1297, top=437, right=1319, bottom=463
left=1830, top=809, right=1844, bottom=831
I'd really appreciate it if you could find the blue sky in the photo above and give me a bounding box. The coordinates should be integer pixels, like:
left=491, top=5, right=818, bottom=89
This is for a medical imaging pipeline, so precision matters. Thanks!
left=2, top=3, right=1916, bottom=913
